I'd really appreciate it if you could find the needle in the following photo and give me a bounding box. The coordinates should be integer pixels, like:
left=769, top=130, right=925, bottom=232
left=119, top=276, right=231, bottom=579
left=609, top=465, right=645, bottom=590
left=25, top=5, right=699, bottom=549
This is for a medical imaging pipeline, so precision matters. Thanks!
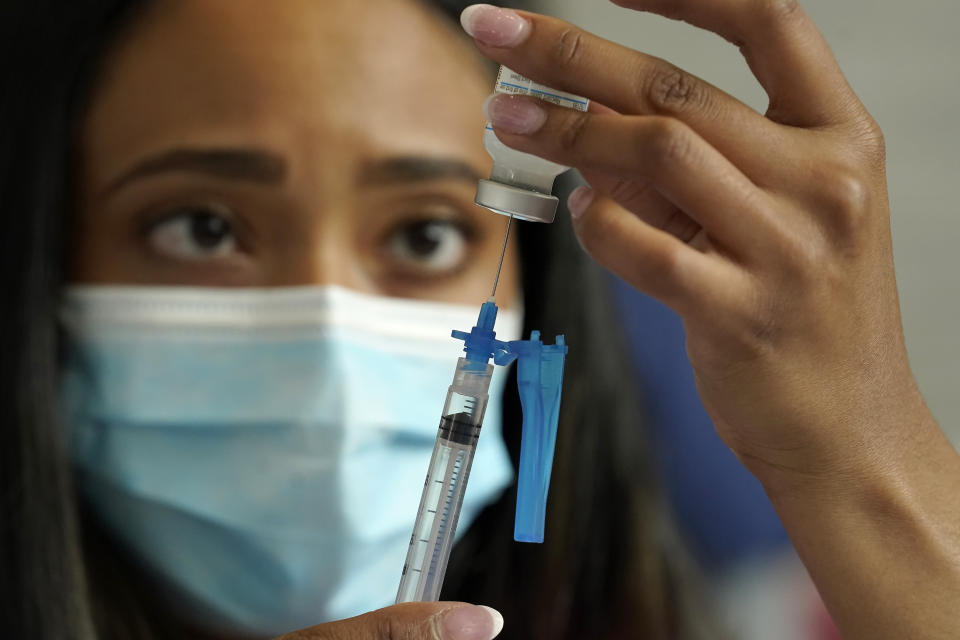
left=490, top=214, right=513, bottom=300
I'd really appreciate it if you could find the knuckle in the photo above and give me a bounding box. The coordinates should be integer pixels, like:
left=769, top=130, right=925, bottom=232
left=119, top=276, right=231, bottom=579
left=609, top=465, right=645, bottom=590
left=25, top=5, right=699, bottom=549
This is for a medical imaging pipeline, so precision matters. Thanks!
left=644, top=65, right=707, bottom=114
left=556, top=109, right=592, bottom=153
left=425, top=611, right=445, bottom=640
left=578, top=204, right=614, bottom=250
left=639, top=242, right=693, bottom=307
left=576, top=206, right=623, bottom=264
left=645, top=118, right=692, bottom=168
left=852, top=115, right=887, bottom=161
left=819, top=162, right=873, bottom=230
left=650, top=242, right=685, bottom=282
left=866, top=120, right=886, bottom=156
left=554, top=27, right=586, bottom=67
left=752, top=0, right=802, bottom=24
left=574, top=200, right=688, bottom=306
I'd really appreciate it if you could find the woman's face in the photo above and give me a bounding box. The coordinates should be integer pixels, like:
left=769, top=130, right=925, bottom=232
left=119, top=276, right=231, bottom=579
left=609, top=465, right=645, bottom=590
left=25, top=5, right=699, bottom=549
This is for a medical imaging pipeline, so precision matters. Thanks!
left=72, top=0, right=518, bottom=305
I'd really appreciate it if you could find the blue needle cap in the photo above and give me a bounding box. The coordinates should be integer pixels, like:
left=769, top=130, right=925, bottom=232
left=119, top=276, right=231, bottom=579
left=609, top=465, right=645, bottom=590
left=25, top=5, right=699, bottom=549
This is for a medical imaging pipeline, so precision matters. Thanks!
left=452, top=301, right=569, bottom=544
left=508, top=332, right=567, bottom=543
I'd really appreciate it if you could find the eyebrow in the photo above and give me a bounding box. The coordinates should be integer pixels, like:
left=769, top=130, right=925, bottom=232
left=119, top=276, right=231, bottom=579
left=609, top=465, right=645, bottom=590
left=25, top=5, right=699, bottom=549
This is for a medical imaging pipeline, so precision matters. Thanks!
left=358, top=156, right=482, bottom=186
left=103, top=148, right=287, bottom=195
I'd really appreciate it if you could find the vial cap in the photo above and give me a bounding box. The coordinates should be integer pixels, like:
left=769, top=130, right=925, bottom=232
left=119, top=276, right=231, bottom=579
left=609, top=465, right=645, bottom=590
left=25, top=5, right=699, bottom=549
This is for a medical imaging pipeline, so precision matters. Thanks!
left=475, top=179, right=558, bottom=223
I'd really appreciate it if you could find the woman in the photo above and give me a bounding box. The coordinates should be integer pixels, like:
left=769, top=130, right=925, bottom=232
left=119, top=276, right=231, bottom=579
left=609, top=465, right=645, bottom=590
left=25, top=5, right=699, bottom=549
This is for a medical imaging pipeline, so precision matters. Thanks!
left=2, top=1, right=705, bottom=639
left=2, top=1, right=958, bottom=640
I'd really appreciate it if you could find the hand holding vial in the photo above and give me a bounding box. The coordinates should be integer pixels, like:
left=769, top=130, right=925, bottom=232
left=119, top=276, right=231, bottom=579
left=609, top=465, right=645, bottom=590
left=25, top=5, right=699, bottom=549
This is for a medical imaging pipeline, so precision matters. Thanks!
left=462, top=3, right=960, bottom=639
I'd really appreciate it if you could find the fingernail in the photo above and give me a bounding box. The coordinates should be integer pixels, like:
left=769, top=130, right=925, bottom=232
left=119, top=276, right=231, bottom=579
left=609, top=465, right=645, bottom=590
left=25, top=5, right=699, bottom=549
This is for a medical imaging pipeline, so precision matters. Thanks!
left=567, top=186, right=595, bottom=220
left=482, top=93, right=546, bottom=135
left=479, top=606, right=504, bottom=638
left=461, top=4, right=531, bottom=47
left=442, top=605, right=504, bottom=640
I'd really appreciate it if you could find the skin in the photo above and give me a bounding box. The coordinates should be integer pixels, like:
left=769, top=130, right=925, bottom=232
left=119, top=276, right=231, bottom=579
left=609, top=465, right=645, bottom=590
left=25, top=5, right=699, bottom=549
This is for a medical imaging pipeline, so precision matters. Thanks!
left=74, top=0, right=513, bottom=638
left=466, top=1, right=960, bottom=639
left=74, top=0, right=519, bottom=307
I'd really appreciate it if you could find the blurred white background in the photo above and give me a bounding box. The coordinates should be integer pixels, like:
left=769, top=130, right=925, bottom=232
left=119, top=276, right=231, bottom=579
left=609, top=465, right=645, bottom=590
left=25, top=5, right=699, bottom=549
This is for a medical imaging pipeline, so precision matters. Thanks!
left=534, top=0, right=960, bottom=444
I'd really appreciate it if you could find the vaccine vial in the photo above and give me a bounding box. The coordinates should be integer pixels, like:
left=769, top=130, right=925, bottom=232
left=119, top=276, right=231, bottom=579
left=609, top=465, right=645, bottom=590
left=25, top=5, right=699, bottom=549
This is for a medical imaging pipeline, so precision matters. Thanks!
left=476, top=66, right=589, bottom=223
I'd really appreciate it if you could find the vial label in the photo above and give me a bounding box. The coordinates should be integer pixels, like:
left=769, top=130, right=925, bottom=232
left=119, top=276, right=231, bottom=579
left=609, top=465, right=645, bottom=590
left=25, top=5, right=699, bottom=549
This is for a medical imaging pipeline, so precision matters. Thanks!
left=493, top=67, right=589, bottom=112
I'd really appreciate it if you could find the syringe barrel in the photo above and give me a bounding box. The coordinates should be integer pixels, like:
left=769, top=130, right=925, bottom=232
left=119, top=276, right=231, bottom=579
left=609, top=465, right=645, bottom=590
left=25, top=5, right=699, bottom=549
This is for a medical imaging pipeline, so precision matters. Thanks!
left=396, top=358, right=493, bottom=603
left=440, top=360, right=493, bottom=439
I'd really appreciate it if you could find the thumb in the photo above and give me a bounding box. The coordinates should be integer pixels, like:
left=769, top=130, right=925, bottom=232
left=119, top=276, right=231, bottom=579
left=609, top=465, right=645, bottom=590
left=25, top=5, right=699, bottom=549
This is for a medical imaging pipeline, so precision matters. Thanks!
left=275, top=602, right=504, bottom=640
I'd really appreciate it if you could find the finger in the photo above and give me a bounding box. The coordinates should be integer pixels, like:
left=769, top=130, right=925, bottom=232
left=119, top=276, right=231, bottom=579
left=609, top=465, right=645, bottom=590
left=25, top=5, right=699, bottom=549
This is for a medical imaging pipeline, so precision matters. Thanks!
left=584, top=103, right=699, bottom=242
left=485, top=94, right=779, bottom=257
left=578, top=169, right=704, bottom=246
left=611, top=0, right=862, bottom=126
left=587, top=101, right=618, bottom=116
left=277, top=602, right=504, bottom=640
left=566, top=188, right=743, bottom=316
left=461, top=4, right=796, bottom=164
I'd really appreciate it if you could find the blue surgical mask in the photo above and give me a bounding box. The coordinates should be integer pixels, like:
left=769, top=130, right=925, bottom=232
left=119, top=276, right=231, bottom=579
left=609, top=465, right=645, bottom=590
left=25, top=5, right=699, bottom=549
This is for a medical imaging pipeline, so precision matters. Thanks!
left=60, top=285, right=521, bottom=638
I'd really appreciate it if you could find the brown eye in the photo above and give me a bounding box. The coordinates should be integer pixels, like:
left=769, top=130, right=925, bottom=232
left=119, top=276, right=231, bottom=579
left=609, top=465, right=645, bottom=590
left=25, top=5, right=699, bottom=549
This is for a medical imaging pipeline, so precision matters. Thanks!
left=147, top=207, right=237, bottom=261
left=386, top=219, right=469, bottom=274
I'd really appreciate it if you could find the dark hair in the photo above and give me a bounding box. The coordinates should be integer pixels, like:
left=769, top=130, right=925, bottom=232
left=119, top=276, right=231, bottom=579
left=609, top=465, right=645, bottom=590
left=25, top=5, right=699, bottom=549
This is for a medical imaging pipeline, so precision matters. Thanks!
left=0, top=1, right=149, bottom=637
left=0, top=1, right=711, bottom=639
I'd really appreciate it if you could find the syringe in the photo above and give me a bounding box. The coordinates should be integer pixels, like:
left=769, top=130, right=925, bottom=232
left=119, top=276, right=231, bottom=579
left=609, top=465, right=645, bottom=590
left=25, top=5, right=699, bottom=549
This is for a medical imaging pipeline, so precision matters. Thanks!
left=396, top=216, right=568, bottom=603
left=396, top=216, right=514, bottom=604
left=395, top=355, right=494, bottom=603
